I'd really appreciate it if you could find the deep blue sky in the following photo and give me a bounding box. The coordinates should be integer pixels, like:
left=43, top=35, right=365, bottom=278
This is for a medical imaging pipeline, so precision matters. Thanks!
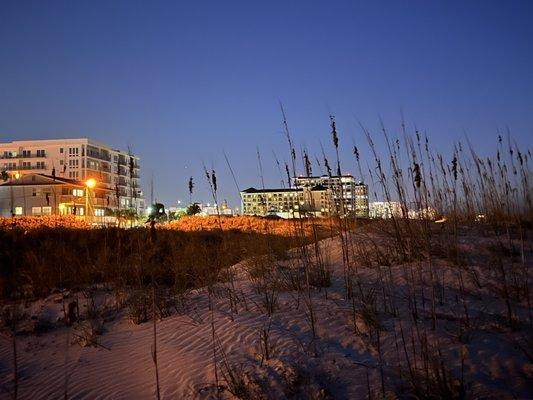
left=1, top=0, right=532, bottom=207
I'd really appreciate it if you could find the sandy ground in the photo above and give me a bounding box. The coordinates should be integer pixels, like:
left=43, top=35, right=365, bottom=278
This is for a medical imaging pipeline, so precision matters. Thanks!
left=1, top=232, right=532, bottom=399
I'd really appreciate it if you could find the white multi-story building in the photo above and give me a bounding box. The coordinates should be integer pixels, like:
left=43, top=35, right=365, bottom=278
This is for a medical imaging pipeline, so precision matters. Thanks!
left=294, top=175, right=369, bottom=218
left=199, top=202, right=234, bottom=216
left=240, top=175, right=369, bottom=219
left=0, top=138, right=145, bottom=212
left=369, top=201, right=437, bottom=220
left=369, top=201, right=403, bottom=219
left=240, top=186, right=330, bottom=219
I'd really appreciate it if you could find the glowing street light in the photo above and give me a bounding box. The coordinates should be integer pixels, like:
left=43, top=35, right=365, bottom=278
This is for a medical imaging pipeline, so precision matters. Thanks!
left=85, top=178, right=96, bottom=189
left=85, top=178, right=97, bottom=221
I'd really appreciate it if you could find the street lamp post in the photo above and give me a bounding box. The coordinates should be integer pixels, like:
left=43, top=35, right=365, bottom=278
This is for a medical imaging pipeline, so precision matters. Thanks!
left=85, top=178, right=96, bottom=223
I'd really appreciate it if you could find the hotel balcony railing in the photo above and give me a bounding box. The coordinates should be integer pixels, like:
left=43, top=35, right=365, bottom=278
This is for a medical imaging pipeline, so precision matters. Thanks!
left=0, top=154, right=46, bottom=159
left=117, top=158, right=140, bottom=168
left=118, top=169, right=140, bottom=178
left=87, top=151, right=111, bottom=162
left=59, top=195, right=113, bottom=207
left=2, top=164, right=47, bottom=171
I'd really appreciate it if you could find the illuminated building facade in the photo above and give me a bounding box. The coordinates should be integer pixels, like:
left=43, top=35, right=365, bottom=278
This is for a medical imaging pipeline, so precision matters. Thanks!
left=0, top=173, right=116, bottom=220
left=240, top=185, right=331, bottom=218
left=241, top=175, right=369, bottom=219
left=294, top=175, right=369, bottom=218
left=0, top=138, right=145, bottom=212
left=369, top=201, right=403, bottom=219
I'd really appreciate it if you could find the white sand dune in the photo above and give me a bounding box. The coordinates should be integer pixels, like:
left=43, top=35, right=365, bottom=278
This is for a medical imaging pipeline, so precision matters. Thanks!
left=1, top=235, right=531, bottom=399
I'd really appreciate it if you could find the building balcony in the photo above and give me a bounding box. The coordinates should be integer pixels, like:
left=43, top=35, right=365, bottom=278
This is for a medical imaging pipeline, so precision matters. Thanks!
left=118, top=169, right=140, bottom=178
left=0, top=154, right=47, bottom=160
left=87, top=151, right=111, bottom=162
left=2, top=164, right=47, bottom=171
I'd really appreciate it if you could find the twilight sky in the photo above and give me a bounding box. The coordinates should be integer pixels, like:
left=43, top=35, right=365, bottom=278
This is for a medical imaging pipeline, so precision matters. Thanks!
left=1, top=0, right=532, bottom=207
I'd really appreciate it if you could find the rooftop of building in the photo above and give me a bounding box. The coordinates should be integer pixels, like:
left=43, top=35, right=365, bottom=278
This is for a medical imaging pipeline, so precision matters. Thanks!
left=0, top=138, right=139, bottom=157
left=241, top=187, right=301, bottom=194
left=241, top=184, right=328, bottom=194
left=1, top=137, right=100, bottom=147
left=294, top=174, right=366, bottom=185
left=0, top=172, right=113, bottom=192
left=295, top=174, right=354, bottom=179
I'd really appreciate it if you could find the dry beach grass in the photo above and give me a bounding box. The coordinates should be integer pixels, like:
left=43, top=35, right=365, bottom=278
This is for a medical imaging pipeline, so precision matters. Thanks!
left=0, top=121, right=531, bottom=399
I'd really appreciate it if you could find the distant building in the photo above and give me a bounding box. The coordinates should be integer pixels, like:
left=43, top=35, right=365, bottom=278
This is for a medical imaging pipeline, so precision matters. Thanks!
left=295, top=175, right=369, bottom=218
left=199, top=201, right=233, bottom=216
left=369, top=201, right=437, bottom=220
left=168, top=206, right=187, bottom=215
left=408, top=206, right=438, bottom=220
left=240, top=175, right=368, bottom=219
left=369, top=201, right=403, bottom=219
left=240, top=186, right=328, bottom=218
left=0, top=138, right=145, bottom=213
left=0, top=172, right=116, bottom=223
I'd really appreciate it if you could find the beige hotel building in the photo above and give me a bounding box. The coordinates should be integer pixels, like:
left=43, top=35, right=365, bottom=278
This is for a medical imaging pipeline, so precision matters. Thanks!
left=240, top=175, right=369, bottom=219
left=0, top=138, right=145, bottom=214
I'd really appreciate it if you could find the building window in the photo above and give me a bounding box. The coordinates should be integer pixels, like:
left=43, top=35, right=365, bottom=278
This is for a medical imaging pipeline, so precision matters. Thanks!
left=94, top=208, right=104, bottom=217
left=15, top=207, right=23, bottom=215
left=32, top=207, right=42, bottom=215
left=42, top=206, right=52, bottom=215
left=37, top=149, right=45, bottom=157
left=72, top=188, right=84, bottom=197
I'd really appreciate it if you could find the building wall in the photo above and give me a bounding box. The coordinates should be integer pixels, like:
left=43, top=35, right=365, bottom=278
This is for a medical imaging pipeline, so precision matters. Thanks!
left=241, top=190, right=302, bottom=216
left=0, top=181, right=116, bottom=218
left=295, top=175, right=369, bottom=217
left=0, top=138, right=145, bottom=212
left=240, top=188, right=331, bottom=218
left=369, top=201, right=403, bottom=219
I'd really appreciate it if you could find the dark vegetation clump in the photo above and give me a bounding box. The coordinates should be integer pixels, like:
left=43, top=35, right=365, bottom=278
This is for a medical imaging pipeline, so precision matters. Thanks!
left=0, top=227, right=305, bottom=301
